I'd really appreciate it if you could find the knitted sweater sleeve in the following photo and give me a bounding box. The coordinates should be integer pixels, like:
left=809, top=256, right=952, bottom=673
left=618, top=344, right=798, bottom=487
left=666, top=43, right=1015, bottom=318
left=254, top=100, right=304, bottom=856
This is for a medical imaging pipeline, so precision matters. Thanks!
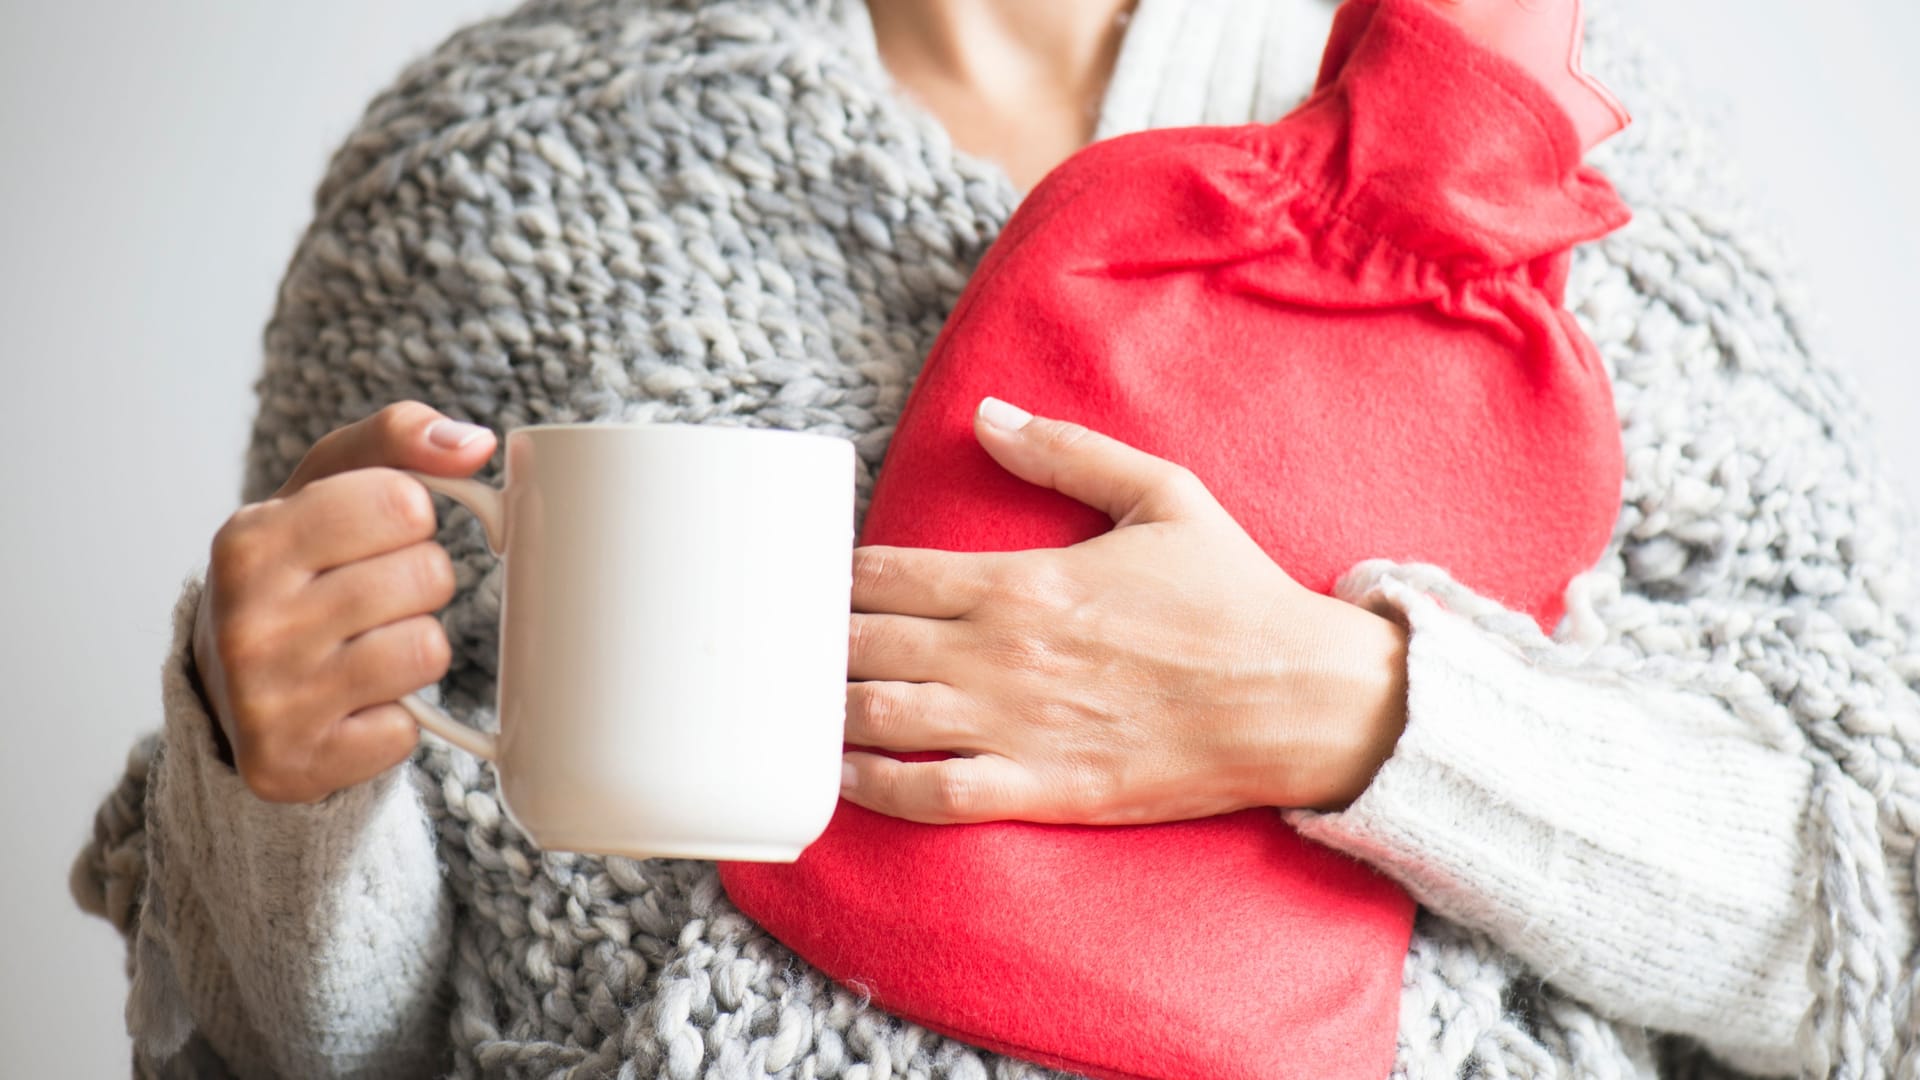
left=70, top=577, right=456, bottom=1079
left=1285, top=25, right=1920, bottom=1078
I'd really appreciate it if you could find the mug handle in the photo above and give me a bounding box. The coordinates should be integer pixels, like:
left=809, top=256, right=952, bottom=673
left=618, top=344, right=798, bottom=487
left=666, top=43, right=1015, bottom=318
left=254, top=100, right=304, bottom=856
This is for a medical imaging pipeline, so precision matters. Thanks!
left=394, top=472, right=508, bottom=762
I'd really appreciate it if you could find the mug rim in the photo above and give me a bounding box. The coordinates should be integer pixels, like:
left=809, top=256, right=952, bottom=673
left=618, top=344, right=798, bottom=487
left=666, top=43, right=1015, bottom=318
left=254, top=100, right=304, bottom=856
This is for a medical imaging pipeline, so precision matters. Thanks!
left=505, top=421, right=849, bottom=448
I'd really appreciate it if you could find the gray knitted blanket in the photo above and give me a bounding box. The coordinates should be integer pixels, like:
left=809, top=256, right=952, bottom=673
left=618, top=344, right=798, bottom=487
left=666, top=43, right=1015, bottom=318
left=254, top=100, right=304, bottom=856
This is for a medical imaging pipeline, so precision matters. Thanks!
left=74, top=0, right=1920, bottom=1077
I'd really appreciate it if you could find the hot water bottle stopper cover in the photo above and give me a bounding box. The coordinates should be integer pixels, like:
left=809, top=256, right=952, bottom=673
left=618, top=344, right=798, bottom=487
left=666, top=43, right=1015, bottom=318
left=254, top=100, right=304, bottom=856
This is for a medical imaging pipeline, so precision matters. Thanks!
left=723, top=1, right=1631, bottom=1077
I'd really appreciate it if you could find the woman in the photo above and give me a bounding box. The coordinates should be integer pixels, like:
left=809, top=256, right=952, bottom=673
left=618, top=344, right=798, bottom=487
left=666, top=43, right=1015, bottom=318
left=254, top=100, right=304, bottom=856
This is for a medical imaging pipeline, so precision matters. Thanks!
left=73, top=0, right=1920, bottom=1076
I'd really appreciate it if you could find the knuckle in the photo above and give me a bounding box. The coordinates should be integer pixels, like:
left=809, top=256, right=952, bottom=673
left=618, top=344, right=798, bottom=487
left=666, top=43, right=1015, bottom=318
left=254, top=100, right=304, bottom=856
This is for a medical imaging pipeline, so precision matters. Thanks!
left=213, top=609, right=281, bottom=672
left=982, top=559, right=1033, bottom=608
left=376, top=471, right=438, bottom=539
left=404, top=543, right=458, bottom=606
left=1009, top=559, right=1075, bottom=615
left=403, top=619, right=453, bottom=681
left=1064, top=760, right=1117, bottom=820
left=929, top=770, right=976, bottom=820
left=847, top=614, right=881, bottom=659
left=1161, top=463, right=1207, bottom=501
left=854, top=683, right=901, bottom=741
left=236, top=759, right=286, bottom=802
left=209, top=509, right=276, bottom=585
left=372, top=401, right=435, bottom=450
left=223, top=678, right=286, bottom=738
left=237, top=748, right=311, bottom=804
left=851, top=547, right=900, bottom=596
left=359, top=703, right=423, bottom=760
left=1039, top=419, right=1093, bottom=455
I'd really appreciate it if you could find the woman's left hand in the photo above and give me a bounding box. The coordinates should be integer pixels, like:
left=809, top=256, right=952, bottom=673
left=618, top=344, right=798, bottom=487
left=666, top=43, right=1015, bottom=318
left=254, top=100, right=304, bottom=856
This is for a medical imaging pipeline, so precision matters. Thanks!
left=842, top=398, right=1411, bottom=826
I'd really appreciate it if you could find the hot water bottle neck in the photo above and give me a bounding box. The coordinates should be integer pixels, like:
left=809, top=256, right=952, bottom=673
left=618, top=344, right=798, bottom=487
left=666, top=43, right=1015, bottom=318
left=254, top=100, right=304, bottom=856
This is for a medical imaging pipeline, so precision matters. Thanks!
left=1422, top=0, right=1628, bottom=153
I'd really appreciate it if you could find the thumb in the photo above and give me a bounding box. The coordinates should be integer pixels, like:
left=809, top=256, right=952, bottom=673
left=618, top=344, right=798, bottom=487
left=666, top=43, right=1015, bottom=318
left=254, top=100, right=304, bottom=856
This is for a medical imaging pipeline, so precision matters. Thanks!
left=278, top=400, right=497, bottom=497
left=972, top=396, right=1204, bottom=526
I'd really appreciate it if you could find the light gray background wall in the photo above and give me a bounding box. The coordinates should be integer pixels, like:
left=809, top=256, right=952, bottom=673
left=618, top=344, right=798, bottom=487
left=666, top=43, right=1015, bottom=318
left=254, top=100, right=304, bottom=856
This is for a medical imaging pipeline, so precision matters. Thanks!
left=0, top=2, right=1913, bottom=1074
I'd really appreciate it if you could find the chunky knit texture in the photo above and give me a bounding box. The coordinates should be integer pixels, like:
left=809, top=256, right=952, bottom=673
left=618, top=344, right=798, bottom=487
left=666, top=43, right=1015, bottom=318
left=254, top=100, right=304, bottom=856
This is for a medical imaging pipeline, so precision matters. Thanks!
left=70, top=0, right=1920, bottom=1077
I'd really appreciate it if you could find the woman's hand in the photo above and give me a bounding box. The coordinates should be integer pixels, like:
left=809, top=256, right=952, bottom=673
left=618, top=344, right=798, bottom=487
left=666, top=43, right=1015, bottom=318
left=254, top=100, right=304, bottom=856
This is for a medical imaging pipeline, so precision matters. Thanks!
left=191, top=402, right=498, bottom=803
left=842, top=397, right=1411, bottom=825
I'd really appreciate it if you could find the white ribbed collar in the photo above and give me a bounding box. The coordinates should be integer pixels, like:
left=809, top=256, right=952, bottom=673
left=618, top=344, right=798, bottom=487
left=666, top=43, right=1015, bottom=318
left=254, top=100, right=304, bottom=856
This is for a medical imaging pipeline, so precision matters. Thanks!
left=1095, top=0, right=1340, bottom=137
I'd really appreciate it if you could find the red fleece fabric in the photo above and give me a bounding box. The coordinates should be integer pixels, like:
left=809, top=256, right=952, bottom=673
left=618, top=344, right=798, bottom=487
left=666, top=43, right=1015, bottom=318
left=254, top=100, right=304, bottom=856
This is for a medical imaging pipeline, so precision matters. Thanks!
left=723, top=2, right=1631, bottom=1077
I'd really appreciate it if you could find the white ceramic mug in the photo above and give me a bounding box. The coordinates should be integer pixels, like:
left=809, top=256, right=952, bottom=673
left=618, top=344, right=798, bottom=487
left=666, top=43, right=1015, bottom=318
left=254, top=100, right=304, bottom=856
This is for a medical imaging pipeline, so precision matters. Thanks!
left=396, top=422, right=855, bottom=863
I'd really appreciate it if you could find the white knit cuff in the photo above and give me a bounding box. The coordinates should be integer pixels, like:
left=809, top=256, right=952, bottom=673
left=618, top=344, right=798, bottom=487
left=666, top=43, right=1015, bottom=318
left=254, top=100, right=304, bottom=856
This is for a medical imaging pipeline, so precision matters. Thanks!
left=1284, top=566, right=1819, bottom=1077
left=138, top=574, right=453, bottom=1078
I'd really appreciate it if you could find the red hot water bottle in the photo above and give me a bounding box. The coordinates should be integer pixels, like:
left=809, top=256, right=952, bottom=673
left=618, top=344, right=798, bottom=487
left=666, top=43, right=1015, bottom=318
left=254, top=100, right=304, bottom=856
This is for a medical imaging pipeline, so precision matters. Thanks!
left=723, top=1, right=1630, bottom=1077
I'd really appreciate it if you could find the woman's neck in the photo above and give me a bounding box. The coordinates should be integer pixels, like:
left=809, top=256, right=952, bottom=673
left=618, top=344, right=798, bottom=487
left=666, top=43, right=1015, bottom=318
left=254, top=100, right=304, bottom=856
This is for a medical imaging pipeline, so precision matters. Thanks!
left=867, top=0, right=1137, bottom=191
left=867, top=0, right=1135, bottom=97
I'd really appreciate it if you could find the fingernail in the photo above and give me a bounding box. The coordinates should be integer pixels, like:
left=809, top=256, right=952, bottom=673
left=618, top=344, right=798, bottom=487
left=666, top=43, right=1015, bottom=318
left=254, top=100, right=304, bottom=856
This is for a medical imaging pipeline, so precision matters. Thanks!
left=427, top=419, right=488, bottom=449
left=978, top=396, right=1033, bottom=431
left=841, top=760, right=857, bottom=790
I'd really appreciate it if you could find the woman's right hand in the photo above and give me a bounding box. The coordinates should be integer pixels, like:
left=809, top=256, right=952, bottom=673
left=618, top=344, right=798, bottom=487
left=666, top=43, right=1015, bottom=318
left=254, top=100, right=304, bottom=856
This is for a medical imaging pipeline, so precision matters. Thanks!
left=192, top=401, right=499, bottom=803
